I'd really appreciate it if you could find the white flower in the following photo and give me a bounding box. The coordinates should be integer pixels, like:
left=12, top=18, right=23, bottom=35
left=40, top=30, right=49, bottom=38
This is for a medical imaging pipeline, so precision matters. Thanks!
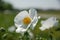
left=14, top=8, right=39, bottom=34
left=8, top=26, right=16, bottom=32
left=39, top=17, right=58, bottom=31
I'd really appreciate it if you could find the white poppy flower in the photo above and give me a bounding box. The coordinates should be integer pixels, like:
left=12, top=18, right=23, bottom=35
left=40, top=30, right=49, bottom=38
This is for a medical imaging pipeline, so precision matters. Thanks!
left=39, top=17, right=58, bottom=31
left=14, top=8, right=39, bottom=34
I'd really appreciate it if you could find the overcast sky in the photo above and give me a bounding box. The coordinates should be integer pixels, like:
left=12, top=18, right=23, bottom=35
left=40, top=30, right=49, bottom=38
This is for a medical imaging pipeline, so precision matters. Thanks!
left=3, top=0, right=60, bottom=10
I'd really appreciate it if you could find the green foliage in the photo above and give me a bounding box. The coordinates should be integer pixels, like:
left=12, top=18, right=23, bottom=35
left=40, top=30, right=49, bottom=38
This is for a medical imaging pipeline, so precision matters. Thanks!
left=0, top=0, right=13, bottom=11
left=2, top=3, right=13, bottom=10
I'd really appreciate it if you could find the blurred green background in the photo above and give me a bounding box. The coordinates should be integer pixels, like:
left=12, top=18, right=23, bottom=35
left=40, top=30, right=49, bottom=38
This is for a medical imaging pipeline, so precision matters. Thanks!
left=0, top=0, right=60, bottom=40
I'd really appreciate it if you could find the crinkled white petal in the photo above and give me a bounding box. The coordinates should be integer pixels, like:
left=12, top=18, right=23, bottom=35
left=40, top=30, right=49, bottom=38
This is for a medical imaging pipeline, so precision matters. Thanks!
left=15, top=23, right=22, bottom=28
left=40, top=17, right=58, bottom=31
left=16, top=23, right=33, bottom=36
left=16, top=28, right=22, bottom=33
left=14, top=11, right=29, bottom=28
left=29, top=8, right=38, bottom=30
left=41, top=23, right=51, bottom=29
left=16, top=27, right=27, bottom=33
left=8, top=26, right=16, bottom=32
left=21, top=28, right=27, bottom=32
left=31, top=17, right=38, bottom=30
left=15, top=23, right=27, bottom=33
left=39, top=27, right=46, bottom=31
left=29, top=8, right=37, bottom=19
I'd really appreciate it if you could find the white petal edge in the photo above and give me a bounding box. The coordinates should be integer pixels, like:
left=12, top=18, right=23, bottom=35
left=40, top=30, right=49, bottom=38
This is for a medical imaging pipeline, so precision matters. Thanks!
left=29, top=8, right=37, bottom=19
left=40, top=17, right=59, bottom=31
left=16, top=27, right=27, bottom=33
left=14, top=11, right=29, bottom=28
left=31, top=17, right=38, bottom=30
left=29, top=8, right=39, bottom=30
left=39, top=27, right=46, bottom=31
left=15, top=23, right=22, bottom=28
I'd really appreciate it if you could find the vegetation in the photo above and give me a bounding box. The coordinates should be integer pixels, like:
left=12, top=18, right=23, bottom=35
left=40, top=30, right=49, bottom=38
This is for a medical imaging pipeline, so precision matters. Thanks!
left=0, top=0, right=60, bottom=40
left=0, top=13, right=60, bottom=40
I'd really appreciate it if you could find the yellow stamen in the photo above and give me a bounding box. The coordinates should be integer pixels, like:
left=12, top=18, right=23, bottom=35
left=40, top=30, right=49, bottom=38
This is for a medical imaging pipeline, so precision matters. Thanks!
left=23, top=16, right=31, bottom=25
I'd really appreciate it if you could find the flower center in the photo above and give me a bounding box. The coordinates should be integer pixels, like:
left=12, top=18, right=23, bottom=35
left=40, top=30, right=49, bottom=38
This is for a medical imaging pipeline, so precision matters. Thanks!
left=23, top=16, right=31, bottom=25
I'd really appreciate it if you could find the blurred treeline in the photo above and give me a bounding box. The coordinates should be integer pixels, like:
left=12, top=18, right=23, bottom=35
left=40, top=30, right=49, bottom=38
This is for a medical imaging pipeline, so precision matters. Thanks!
left=0, top=0, right=19, bottom=14
left=0, top=0, right=13, bottom=11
